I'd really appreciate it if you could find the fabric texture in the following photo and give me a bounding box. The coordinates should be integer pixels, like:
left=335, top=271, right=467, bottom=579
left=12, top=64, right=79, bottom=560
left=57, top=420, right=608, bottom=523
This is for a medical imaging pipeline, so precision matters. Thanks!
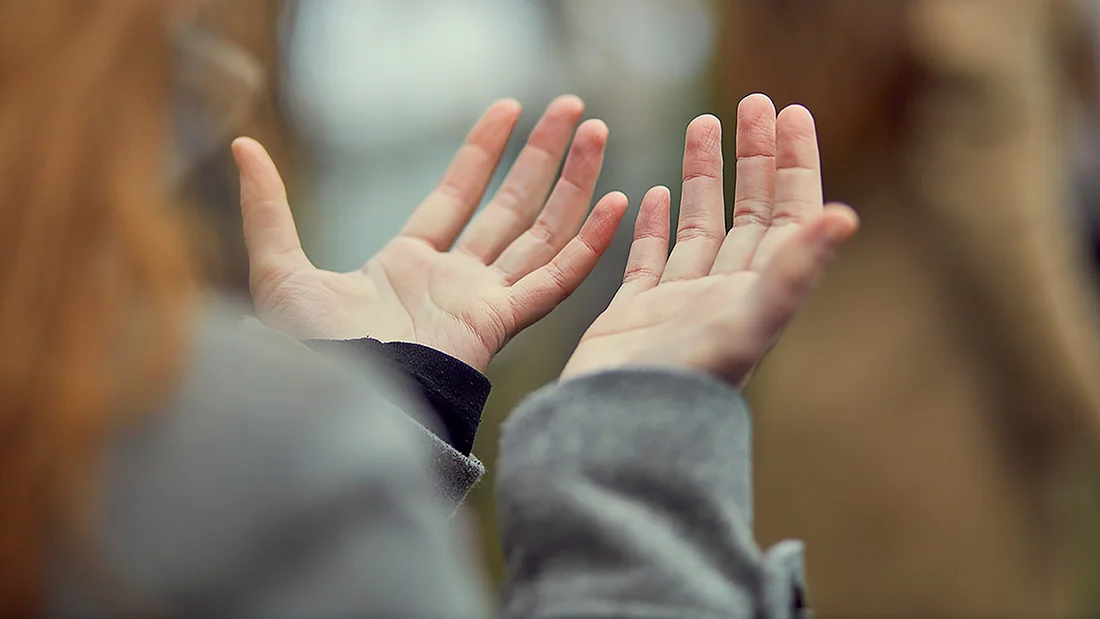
left=497, top=369, right=806, bottom=619
left=51, top=306, right=489, bottom=616
left=51, top=303, right=801, bottom=617
left=305, top=337, right=489, bottom=456
left=240, top=316, right=486, bottom=507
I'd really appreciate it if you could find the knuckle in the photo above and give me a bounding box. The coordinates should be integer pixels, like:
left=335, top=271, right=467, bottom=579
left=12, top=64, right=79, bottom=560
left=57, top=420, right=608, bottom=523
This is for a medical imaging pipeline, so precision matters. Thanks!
left=731, top=205, right=771, bottom=228
left=675, top=221, right=723, bottom=244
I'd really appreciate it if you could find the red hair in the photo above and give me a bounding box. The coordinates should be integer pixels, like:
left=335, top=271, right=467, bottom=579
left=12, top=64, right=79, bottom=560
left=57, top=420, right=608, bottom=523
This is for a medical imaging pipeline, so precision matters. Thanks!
left=0, top=1, right=195, bottom=613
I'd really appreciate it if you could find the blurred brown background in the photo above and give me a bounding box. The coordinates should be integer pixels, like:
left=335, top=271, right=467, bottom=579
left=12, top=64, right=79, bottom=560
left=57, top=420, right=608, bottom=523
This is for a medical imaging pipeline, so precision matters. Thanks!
left=189, top=1, right=1100, bottom=615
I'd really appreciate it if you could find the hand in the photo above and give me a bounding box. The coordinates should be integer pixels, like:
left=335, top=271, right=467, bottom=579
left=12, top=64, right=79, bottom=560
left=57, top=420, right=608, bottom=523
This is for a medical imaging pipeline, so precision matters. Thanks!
left=562, top=94, right=859, bottom=386
left=233, top=96, right=628, bottom=371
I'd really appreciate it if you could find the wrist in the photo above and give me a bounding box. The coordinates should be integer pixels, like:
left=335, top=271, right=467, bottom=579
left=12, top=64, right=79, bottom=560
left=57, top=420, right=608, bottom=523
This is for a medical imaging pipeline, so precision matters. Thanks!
left=303, top=338, right=490, bottom=456
left=562, top=336, right=753, bottom=389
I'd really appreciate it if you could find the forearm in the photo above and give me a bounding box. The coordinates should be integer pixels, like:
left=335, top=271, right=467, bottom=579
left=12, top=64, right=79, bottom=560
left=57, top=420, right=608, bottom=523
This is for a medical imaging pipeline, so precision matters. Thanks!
left=304, top=338, right=490, bottom=456
left=238, top=317, right=487, bottom=508
left=497, top=369, right=805, bottom=619
left=304, top=337, right=492, bottom=506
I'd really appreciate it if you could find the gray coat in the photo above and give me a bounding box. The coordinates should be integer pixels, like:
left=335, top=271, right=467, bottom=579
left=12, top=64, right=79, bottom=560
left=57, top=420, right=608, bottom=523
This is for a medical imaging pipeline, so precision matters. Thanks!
left=50, top=303, right=805, bottom=618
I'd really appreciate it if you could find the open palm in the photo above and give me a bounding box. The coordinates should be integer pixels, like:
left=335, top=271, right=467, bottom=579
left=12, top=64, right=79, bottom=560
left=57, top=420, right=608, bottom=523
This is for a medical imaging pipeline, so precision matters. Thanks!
left=233, top=97, right=628, bottom=371
left=563, top=95, right=859, bottom=385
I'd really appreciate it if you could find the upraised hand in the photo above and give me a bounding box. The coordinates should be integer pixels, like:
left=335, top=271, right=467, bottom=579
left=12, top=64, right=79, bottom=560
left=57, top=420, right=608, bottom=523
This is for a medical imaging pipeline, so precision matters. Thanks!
left=233, top=96, right=628, bottom=372
left=562, top=94, right=859, bottom=386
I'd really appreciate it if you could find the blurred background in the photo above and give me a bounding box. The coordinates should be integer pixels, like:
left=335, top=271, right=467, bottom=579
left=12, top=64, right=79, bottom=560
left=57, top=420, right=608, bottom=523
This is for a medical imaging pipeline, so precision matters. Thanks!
left=182, top=0, right=1100, bottom=615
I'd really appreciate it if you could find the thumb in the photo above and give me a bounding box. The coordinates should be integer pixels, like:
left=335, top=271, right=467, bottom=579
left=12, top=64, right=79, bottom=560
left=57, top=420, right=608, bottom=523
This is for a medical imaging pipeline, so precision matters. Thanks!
left=749, top=203, right=859, bottom=338
left=231, top=137, right=306, bottom=265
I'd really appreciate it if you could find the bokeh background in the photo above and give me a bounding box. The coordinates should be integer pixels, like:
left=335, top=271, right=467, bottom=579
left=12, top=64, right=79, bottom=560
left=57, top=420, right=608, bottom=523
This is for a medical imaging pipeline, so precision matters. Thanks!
left=182, top=1, right=1100, bottom=615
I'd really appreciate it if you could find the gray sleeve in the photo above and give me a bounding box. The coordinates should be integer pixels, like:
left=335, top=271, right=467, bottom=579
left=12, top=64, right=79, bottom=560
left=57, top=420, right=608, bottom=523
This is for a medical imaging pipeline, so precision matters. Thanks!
left=496, top=369, right=807, bottom=619
left=213, top=378, right=490, bottom=618
left=239, top=316, right=485, bottom=510
left=53, top=314, right=491, bottom=617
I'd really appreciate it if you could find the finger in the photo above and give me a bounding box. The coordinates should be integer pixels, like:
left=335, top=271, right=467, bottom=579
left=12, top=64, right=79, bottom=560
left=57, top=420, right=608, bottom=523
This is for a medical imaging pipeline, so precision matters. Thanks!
left=400, top=99, right=522, bottom=250
left=616, top=186, right=671, bottom=300
left=508, top=192, right=629, bottom=330
left=744, top=107, right=828, bottom=272
left=660, top=114, right=726, bottom=282
left=710, top=93, right=777, bottom=274
left=491, top=119, right=609, bottom=282
left=773, top=104, right=824, bottom=224
left=456, top=95, right=587, bottom=262
left=232, top=137, right=308, bottom=267
left=747, top=204, right=859, bottom=340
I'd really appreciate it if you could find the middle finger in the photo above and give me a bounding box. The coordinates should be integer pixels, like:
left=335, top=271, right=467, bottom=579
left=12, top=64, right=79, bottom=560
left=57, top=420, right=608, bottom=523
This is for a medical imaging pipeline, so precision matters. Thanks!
left=660, top=114, right=727, bottom=283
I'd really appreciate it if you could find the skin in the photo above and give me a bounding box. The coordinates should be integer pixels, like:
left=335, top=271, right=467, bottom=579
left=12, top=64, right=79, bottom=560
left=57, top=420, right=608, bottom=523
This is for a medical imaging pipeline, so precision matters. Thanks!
left=234, top=93, right=859, bottom=386
left=564, top=94, right=859, bottom=386
left=233, top=95, right=626, bottom=371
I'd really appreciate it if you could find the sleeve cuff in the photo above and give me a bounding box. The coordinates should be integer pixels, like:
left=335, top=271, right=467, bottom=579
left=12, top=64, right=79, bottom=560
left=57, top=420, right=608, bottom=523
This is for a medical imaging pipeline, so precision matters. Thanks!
left=304, top=338, right=489, bottom=456
left=503, top=367, right=755, bottom=527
